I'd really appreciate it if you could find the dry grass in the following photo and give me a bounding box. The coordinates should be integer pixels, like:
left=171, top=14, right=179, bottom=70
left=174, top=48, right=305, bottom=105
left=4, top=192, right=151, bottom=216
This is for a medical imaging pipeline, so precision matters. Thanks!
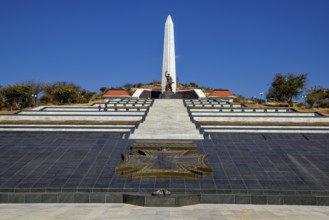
left=0, top=110, right=19, bottom=115
left=189, top=107, right=229, bottom=109
left=293, top=106, right=329, bottom=116
left=136, top=84, right=161, bottom=90
left=105, top=106, right=148, bottom=109
left=59, top=101, right=105, bottom=106
left=243, top=103, right=329, bottom=116
left=190, top=105, right=329, bottom=116
left=246, top=103, right=289, bottom=108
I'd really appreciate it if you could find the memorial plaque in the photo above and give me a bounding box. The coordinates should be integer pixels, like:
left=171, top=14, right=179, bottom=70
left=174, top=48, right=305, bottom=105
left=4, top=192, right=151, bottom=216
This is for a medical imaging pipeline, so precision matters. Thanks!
left=116, top=141, right=212, bottom=178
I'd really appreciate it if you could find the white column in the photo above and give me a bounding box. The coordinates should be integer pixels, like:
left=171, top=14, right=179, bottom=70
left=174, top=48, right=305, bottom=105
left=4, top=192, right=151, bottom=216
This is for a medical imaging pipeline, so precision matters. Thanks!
left=161, top=15, right=177, bottom=93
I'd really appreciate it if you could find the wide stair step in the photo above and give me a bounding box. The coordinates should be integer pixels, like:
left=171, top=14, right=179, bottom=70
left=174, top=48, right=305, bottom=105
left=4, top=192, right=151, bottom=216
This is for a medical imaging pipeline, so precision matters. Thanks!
left=130, top=99, right=204, bottom=139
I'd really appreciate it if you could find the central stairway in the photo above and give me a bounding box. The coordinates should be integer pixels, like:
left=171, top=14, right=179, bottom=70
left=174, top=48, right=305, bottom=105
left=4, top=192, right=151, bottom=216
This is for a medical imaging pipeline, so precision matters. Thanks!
left=129, top=99, right=204, bottom=139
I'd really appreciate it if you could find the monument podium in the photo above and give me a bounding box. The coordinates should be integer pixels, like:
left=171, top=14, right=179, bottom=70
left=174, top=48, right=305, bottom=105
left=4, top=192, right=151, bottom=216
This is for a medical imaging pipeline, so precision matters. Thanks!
left=159, top=91, right=178, bottom=99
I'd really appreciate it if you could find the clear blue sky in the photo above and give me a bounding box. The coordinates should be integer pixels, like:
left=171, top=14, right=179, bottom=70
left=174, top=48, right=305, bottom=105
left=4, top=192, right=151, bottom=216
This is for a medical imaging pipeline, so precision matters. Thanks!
left=1, top=0, right=328, bottom=98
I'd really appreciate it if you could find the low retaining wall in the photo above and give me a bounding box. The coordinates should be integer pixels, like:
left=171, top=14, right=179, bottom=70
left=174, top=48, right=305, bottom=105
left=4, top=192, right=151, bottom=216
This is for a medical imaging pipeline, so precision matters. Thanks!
left=193, top=116, right=329, bottom=123
left=0, top=115, right=144, bottom=121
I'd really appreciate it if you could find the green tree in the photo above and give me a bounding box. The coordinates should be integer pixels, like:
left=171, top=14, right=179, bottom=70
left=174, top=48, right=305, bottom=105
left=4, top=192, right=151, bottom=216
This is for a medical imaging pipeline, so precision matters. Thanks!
left=123, top=83, right=134, bottom=90
left=306, top=87, right=329, bottom=107
left=44, top=82, right=80, bottom=104
left=266, top=73, right=307, bottom=105
left=1, top=84, right=31, bottom=110
left=99, top=87, right=107, bottom=93
left=42, top=81, right=95, bottom=104
left=189, top=82, right=199, bottom=88
left=49, top=85, right=79, bottom=104
left=22, top=80, right=46, bottom=106
left=0, top=85, right=5, bottom=110
left=39, top=93, right=53, bottom=104
left=79, top=89, right=96, bottom=103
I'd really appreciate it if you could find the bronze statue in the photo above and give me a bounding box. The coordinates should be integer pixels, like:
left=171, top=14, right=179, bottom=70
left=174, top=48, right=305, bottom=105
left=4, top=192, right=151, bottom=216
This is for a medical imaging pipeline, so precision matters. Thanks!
left=165, top=71, right=174, bottom=92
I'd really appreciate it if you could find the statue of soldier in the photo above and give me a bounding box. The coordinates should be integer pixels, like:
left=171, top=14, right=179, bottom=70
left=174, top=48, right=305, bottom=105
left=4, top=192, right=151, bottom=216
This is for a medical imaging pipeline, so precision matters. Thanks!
left=165, top=71, right=174, bottom=92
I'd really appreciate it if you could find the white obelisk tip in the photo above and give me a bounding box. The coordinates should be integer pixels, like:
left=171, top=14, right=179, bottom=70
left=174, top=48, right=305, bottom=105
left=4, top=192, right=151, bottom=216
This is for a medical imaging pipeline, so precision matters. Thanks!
left=166, top=15, right=173, bottom=23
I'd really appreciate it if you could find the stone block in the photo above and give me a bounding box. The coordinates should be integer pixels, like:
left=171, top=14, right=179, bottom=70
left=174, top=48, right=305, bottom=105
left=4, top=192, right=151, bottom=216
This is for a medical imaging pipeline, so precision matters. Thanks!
left=283, top=196, right=302, bottom=205
left=145, top=196, right=176, bottom=207
left=123, top=194, right=145, bottom=206
left=159, top=92, right=178, bottom=99
left=251, top=195, right=267, bottom=204
left=235, top=195, right=251, bottom=204
left=90, top=193, right=106, bottom=203
left=0, top=194, right=8, bottom=203
left=267, top=196, right=283, bottom=205
left=175, top=194, right=200, bottom=206
left=58, top=193, right=75, bottom=203
left=316, top=196, right=329, bottom=206
left=105, top=193, right=123, bottom=203
left=8, top=194, right=25, bottom=203
left=42, top=194, right=58, bottom=203
left=25, top=194, right=42, bottom=203
left=300, top=196, right=317, bottom=205
left=74, top=193, right=90, bottom=203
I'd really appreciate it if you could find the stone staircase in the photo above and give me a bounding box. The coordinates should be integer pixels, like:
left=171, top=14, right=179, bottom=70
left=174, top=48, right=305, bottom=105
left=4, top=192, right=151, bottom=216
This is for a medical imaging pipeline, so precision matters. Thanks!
left=0, top=99, right=153, bottom=139
left=184, top=99, right=329, bottom=137
left=130, top=99, right=204, bottom=139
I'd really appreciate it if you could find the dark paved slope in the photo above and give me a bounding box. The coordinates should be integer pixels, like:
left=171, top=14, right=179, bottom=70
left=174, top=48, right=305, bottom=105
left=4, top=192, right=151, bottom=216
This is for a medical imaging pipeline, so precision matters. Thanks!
left=0, top=132, right=329, bottom=204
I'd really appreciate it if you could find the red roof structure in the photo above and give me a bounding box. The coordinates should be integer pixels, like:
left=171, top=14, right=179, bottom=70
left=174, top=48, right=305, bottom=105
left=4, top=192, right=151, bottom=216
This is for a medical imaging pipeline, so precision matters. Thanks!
left=208, top=90, right=235, bottom=97
left=103, top=89, right=130, bottom=98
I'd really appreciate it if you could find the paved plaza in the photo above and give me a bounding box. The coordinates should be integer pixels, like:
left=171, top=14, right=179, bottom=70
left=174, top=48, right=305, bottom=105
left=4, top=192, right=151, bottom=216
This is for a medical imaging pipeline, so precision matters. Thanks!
left=0, top=204, right=329, bottom=220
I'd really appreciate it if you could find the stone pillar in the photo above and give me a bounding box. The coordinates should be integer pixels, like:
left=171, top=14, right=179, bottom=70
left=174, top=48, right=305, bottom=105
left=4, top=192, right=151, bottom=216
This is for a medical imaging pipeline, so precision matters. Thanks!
left=161, top=15, right=176, bottom=93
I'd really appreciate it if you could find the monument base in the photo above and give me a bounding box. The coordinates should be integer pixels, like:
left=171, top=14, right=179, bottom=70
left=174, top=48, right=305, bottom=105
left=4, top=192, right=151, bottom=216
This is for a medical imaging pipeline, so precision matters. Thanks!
left=159, top=91, right=178, bottom=99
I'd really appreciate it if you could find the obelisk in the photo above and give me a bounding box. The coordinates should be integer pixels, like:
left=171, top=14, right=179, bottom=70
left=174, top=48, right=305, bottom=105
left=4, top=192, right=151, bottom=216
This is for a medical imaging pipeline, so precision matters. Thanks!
left=161, top=15, right=176, bottom=93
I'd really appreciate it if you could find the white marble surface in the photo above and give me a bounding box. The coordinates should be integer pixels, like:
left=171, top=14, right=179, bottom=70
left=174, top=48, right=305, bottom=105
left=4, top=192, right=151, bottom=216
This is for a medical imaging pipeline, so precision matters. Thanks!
left=17, top=111, right=145, bottom=115
left=193, top=116, right=329, bottom=123
left=132, top=89, right=148, bottom=98
left=205, top=129, right=329, bottom=133
left=193, top=89, right=206, bottom=98
left=0, top=115, right=143, bottom=121
left=191, top=112, right=317, bottom=116
left=130, top=99, right=203, bottom=139
left=162, top=15, right=176, bottom=93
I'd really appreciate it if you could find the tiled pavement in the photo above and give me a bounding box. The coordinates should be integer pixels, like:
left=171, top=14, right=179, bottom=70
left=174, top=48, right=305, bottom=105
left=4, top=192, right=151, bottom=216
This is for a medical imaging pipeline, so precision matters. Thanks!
left=0, top=132, right=329, bottom=205
left=0, top=204, right=329, bottom=220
